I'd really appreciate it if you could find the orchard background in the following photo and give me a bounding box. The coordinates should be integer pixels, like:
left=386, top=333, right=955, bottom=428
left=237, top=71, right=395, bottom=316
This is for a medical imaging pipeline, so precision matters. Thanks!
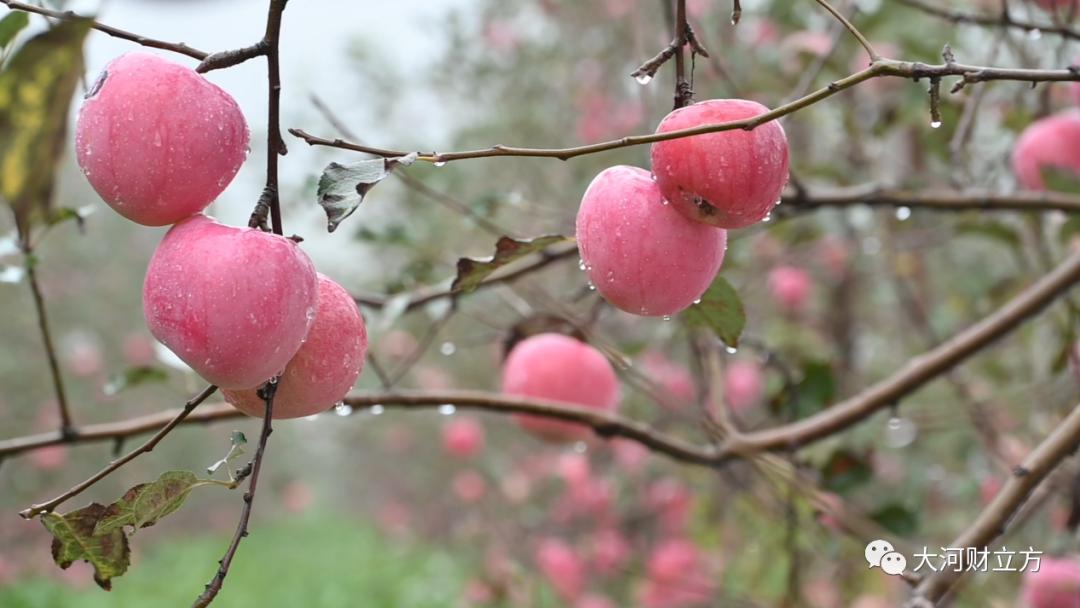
left=0, top=0, right=1079, bottom=607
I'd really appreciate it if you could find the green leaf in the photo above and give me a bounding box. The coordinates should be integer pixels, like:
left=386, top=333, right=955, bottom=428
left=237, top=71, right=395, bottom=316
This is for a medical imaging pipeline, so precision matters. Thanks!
left=681, top=276, right=746, bottom=348
left=0, top=11, right=29, bottom=52
left=820, top=448, right=872, bottom=494
left=316, top=153, right=417, bottom=232
left=103, top=366, right=168, bottom=396
left=42, top=503, right=130, bottom=590
left=955, top=219, right=1021, bottom=249
left=0, top=18, right=91, bottom=234
left=94, top=471, right=205, bottom=535
left=1041, top=166, right=1080, bottom=195
left=795, top=360, right=836, bottom=416
left=207, top=431, right=247, bottom=477
left=451, top=235, right=571, bottom=294
left=870, top=503, right=920, bottom=537
left=45, top=204, right=94, bottom=231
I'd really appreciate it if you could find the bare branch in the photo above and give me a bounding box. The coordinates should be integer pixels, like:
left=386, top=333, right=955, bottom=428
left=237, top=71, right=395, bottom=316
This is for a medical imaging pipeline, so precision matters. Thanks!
left=896, top=0, right=1080, bottom=41
left=812, top=0, right=879, bottom=61
left=912, top=402, right=1080, bottom=604
left=18, top=385, right=217, bottom=519
left=22, top=244, right=73, bottom=434
left=290, top=58, right=1080, bottom=164
left=0, top=0, right=208, bottom=59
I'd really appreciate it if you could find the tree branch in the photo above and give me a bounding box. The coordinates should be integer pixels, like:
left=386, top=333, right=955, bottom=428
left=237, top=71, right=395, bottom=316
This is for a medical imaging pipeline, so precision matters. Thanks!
left=719, top=249, right=1080, bottom=457
left=812, top=0, right=879, bottom=61
left=0, top=0, right=208, bottom=60
left=895, top=0, right=1080, bottom=42
left=290, top=58, right=1080, bottom=165
left=22, top=245, right=73, bottom=434
left=192, top=382, right=275, bottom=608
left=18, top=385, right=217, bottom=519
left=912, top=402, right=1080, bottom=605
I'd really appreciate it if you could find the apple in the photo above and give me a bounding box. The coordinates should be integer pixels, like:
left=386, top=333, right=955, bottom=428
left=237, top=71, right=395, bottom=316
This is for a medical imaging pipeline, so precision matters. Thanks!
left=144, top=215, right=318, bottom=390
left=651, top=99, right=789, bottom=228
left=1020, top=555, right=1080, bottom=608
left=223, top=273, right=366, bottom=417
left=641, top=351, right=696, bottom=409
left=723, top=360, right=764, bottom=413
left=76, top=53, right=249, bottom=226
left=502, top=333, right=619, bottom=442
left=576, top=166, right=727, bottom=316
left=443, top=417, right=485, bottom=459
left=535, top=538, right=584, bottom=601
left=767, top=265, right=813, bottom=313
left=1012, top=111, right=1080, bottom=191
left=452, top=470, right=488, bottom=503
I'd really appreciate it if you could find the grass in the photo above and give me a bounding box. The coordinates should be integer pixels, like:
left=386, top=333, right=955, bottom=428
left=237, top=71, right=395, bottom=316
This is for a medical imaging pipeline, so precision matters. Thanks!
left=0, top=514, right=467, bottom=608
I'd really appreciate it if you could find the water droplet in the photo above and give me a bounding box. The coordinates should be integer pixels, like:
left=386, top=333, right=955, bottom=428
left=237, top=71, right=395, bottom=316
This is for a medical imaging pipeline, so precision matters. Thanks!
left=334, top=402, right=353, bottom=416
left=725, top=346, right=738, bottom=354
left=370, top=404, right=385, bottom=415
left=692, top=298, right=702, bottom=305
left=268, top=376, right=279, bottom=385
left=433, top=160, right=447, bottom=167
left=635, top=73, right=653, bottom=85
left=440, top=341, right=456, bottom=356
left=884, top=416, right=918, bottom=448
left=578, top=259, right=587, bottom=271
left=895, top=206, right=912, bottom=221
left=1028, top=28, right=1042, bottom=40
left=587, top=281, right=596, bottom=291
left=438, top=403, right=456, bottom=415
left=153, top=132, right=162, bottom=147
left=303, top=414, right=320, bottom=422
left=762, top=213, right=773, bottom=223
left=662, top=315, right=672, bottom=321
left=661, top=199, right=670, bottom=205
left=930, top=120, right=942, bottom=129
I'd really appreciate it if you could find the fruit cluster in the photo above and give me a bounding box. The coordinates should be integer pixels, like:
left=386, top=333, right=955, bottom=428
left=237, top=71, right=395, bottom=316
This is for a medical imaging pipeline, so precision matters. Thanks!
left=76, top=53, right=367, bottom=419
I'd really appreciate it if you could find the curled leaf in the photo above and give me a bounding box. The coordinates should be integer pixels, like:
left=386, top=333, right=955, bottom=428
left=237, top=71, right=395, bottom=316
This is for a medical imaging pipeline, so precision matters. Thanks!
left=451, top=235, right=570, bottom=294
left=94, top=471, right=206, bottom=535
left=681, top=276, right=746, bottom=348
left=42, top=503, right=130, bottom=590
left=316, top=153, right=417, bottom=232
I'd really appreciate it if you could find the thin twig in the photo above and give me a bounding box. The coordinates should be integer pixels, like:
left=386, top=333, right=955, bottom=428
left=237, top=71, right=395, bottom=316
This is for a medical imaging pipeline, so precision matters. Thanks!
left=192, top=382, right=275, bottom=608
left=18, top=385, right=217, bottom=519
left=912, top=402, right=1080, bottom=604
left=895, top=0, right=1080, bottom=41
left=290, top=58, right=1080, bottom=164
left=22, top=246, right=73, bottom=434
left=0, top=0, right=208, bottom=59
left=812, top=0, right=879, bottom=60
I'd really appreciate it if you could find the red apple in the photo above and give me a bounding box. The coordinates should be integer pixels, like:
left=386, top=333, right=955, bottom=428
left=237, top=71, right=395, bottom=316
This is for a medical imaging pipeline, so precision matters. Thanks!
left=1021, top=555, right=1080, bottom=608
left=1012, top=111, right=1080, bottom=191
left=651, top=99, right=789, bottom=228
left=767, top=265, right=813, bottom=313
left=723, top=360, right=764, bottom=413
left=76, top=53, right=249, bottom=226
left=443, top=418, right=485, bottom=459
left=144, top=215, right=318, bottom=390
left=576, top=166, right=727, bottom=316
left=535, top=538, right=584, bottom=601
left=502, top=333, right=619, bottom=442
left=223, top=273, right=366, bottom=416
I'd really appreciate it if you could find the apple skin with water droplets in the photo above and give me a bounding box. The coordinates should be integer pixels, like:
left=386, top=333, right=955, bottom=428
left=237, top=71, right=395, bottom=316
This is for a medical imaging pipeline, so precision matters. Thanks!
left=143, top=215, right=318, bottom=390
left=576, top=165, right=727, bottom=317
left=650, top=99, right=789, bottom=229
left=223, top=274, right=368, bottom=419
left=76, top=53, right=250, bottom=226
left=502, top=333, right=619, bottom=442
left=1011, top=111, right=1080, bottom=191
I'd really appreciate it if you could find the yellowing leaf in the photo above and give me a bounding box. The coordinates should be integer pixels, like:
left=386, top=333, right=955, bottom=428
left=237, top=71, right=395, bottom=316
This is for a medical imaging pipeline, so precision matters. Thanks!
left=0, top=18, right=91, bottom=233
left=42, top=503, right=130, bottom=590
left=452, top=235, right=571, bottom=294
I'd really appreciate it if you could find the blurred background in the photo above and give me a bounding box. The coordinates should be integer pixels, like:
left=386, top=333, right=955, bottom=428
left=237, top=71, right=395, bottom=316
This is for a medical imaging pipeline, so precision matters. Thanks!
left=0, top=0, right=1078, bottom=606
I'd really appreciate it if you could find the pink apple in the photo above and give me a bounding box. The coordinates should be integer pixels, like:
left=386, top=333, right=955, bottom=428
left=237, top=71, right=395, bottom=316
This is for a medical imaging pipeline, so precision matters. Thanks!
left=1012, top=111, right=1080, bottom=191
left=647, top=478, right=693, bottom=534
left=767, top=265, right=813, bottom=313
left=443, top=418, right=485, bottom=459
left=723, top=360, right=764, bottom=413
left=576, top=166, right=727, bottom=316
left=29, top=445, right=68, bottom=471
left=648, top=539, right=700, bottom=584
left=144, top=215, right=318, bottom=390
left=641, top=351, right=696, bottom=409
left=651, top=99, right=789, bottom=228
left=76, top=53, right=249, bottom=226
left=452, top=470, right=487, bottom=503
left=591, top=528, right=631, bottom=575
left=1021, top=555, right=1080, bottom=608
left=535, top=538, right=584, bottom=601
left=502, top=333, right=619, bottom=442
left=223, top=273, right=366, bottom=416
